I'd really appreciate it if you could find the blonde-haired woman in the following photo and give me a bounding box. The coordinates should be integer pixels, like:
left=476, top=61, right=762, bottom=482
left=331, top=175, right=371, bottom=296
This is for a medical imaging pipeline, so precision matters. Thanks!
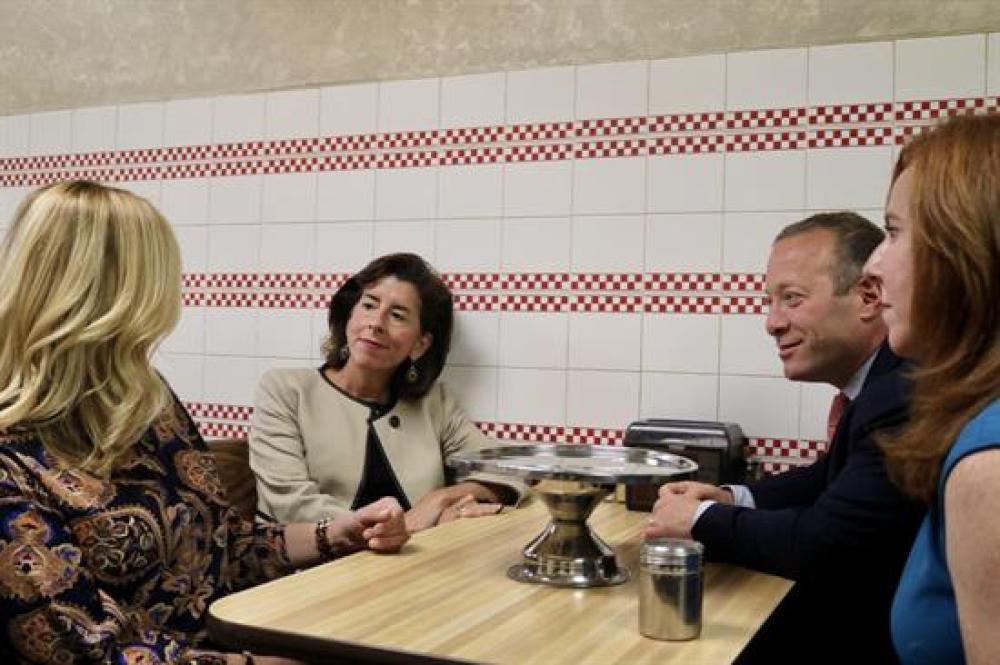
left=865, top=114, right=1000, bottom=663
left=0, top=181, right=407, bottom=665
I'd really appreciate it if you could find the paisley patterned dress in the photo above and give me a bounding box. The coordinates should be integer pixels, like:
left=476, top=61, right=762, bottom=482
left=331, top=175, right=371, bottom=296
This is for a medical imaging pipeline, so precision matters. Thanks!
left=0, top=397, right=293, bottom=664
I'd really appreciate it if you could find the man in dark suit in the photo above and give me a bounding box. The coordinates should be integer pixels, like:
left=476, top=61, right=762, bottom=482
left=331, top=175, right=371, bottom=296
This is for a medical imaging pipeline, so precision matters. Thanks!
left=646, top=212, right=924, bottom=663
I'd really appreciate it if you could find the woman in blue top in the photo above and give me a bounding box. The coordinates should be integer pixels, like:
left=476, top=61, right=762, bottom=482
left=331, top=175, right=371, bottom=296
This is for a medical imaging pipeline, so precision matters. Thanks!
left=865, top=113, right=1000, bottom=664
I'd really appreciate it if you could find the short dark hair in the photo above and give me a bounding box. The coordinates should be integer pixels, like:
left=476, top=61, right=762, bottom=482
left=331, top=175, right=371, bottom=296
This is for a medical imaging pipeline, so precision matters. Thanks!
left=774, top=211, right=884, bottom=294
left=323, top=253, right=453, bottom=399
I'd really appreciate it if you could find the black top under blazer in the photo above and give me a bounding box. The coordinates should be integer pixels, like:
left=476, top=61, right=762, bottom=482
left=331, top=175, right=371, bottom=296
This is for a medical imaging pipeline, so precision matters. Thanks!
left=694, top=343, right=925, bottom=663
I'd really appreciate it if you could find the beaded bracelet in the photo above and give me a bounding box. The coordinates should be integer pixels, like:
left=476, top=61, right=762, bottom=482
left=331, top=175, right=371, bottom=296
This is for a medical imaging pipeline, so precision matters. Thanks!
left=315, top=517, right=336, bottom=560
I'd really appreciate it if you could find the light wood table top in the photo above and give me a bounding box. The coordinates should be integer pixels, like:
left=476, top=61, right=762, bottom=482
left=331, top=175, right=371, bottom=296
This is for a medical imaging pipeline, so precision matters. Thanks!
left=209, top=500, right=792, bottom=664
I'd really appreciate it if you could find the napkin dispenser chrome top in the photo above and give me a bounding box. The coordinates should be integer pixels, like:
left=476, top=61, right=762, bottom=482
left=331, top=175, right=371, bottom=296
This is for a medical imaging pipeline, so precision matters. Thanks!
left=622, top=419, right=748, bottom=511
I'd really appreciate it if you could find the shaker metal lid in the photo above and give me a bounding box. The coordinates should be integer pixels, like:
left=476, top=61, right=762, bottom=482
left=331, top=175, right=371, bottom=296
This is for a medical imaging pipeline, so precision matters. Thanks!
left=640, top=538, right=704, bottom=566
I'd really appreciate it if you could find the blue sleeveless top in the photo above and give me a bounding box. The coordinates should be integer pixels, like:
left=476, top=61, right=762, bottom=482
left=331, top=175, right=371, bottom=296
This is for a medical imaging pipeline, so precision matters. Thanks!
left=891, top=398, right=1000, bottom=664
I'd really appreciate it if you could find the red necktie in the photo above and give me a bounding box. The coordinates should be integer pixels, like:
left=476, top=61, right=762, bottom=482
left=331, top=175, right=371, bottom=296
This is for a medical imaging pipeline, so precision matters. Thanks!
left=826, top=392, right=850, bottom=445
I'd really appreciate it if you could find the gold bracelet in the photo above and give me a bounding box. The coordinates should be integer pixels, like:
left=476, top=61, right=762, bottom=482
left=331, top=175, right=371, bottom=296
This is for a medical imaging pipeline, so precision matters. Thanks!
left=315, top=517, right=336, bottom=560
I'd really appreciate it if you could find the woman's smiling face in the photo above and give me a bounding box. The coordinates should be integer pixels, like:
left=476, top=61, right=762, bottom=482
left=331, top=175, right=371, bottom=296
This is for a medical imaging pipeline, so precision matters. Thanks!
left=344, top=276, right=432, bottom=375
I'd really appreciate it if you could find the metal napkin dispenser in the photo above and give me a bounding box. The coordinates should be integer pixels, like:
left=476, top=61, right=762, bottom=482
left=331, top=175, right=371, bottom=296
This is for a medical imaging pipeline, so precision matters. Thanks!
left=623, top=419, right=747, bottom=511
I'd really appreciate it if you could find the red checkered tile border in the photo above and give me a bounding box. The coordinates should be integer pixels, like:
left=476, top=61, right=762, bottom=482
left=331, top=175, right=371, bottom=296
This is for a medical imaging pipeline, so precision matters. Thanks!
left=257, top=273, right=315, bottom=289
left=185, top=402, right=254, bottom=421
left=318, top=153, right=377, bottom=171
left=747, top=437, right=826, bottom=460
left=564, top=427, right=625, bottom=445
left=719, top=273, right=765, bottom=292
left=376, top=130, right=437, bottom=149
left=505, top=121, right=574, bottom=142
left=808, top=102, right=893, bottom=125
left=644, top=295, right=720, bottom=314
left=648, top=111, right=726, bottom=133
left=439, top=125, right=505, bottom=145
left=720, top=296, right=768, bottom=314
left=376, top=150, right=438, bottom=169
left=568, top=273, right=643, bottom=291
left=501, top=294, right=569, bottom=312
left=181, top=400, right=811, bottom=476
left=506, top=142, right=574, bottom=162
left=644, top=273, right=720, bottom=291
left=727, top=130, right=807, bottom=152
left=570, top=294, right=643, bottom=313
left=256, top=292, right=322, bottom=309
left=501, top=273, right=569, bottom=291
left=313, top=273, right=351, bottom=289
left=574, top=139, right=646, bottom=159
left=807, top=127, right=893, bottom=148
left=438, top=147, right=505, bottom=166
left=7, top=97, right=995, bottom=189
left=196, top=422, right=251, bottom=440
left=726, top=107, right=807, bottom=129
left=442, top=273, right=502, bottom=290
left=322, top=135, right=376, bottom=152
left=647, top=134, right=726, bottom=155
left=488, top=422, right=565, bottom=443
left=454, top=294, right=501, bottom=311
left=894, top=96, right=998, bottom=122
left=575, top=116, right=647, bottom=137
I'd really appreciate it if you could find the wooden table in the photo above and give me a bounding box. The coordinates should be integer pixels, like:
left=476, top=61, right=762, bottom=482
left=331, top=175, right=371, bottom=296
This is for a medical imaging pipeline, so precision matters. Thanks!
left=209, top=500, right=792, bottom=664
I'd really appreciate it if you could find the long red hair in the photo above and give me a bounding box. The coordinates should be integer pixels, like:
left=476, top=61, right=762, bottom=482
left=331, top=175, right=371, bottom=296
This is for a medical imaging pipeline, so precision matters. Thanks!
left=880, top=114, right=1000, bottom=503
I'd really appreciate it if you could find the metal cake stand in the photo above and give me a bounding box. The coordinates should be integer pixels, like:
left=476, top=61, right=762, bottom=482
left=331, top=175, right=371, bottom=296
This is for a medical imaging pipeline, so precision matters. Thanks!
left=448, top=444, right=698, bottom=588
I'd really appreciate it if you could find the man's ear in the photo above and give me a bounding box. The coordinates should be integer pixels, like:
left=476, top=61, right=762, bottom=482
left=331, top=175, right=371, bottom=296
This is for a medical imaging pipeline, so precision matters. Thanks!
left=856, top=275, right=883, bottom=322
left=411, top=332, right=433, bottom=361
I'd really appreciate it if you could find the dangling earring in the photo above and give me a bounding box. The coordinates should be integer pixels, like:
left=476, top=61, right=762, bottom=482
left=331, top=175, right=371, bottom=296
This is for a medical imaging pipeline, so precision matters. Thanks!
left=406, top=362, right=420, bottom=384
left=339, top=344, right=350, bottom=360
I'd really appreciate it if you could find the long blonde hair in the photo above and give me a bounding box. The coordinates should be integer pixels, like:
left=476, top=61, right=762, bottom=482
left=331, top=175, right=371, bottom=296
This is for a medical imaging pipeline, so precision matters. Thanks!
left=0, top=181, right=181, bottom=475
left=880, top=114, right=1000, bottom=502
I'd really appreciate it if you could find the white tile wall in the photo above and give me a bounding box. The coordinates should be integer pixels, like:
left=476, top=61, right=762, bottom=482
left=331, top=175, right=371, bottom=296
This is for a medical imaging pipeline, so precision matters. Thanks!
left=117, top=102, right=163, bottom=150
left=436, top=218, right=502, bottom=272
left=649, top=54, right=726, bottom=115
left=5, top=31, right=994, bottom=458
left=29, top=110, right=72, bottom=155
left=504, top=161, right=573, bottom=217
left=571, top=215, right=644, bottom=272
left=566, top=370, right=640, bottom=427
left=438, top=164, right=503, bottom=219
left=378, top=78, right=439, bottom=132
left=648, top=153, right=724, bottom=213
left=443, top=365, right=498, bottom=422
left=727, top=48, right=807, bottom=110
left=497, top=368, right=566, bottom=425
left=576, top=61, right=648, bottom=119
left=645, top=213, right=723, bottom=272
left=320, top=83, right=378, bottom=136
left=316, top=170, right=375, bottom=221
left=498, top=313, right=568, bottom=369
left=212, top=94, right=266, bottom=143
left=573, top=157, right=645, bottom=215
left=72, top=106, right=117, bottom=153
left=506, top=66, right=576, bottom=124
left=265, top=89, right=320, bottom=140
left=641, top=372, right=719, bottom=422
left=261, top=172, right=317, bottom=223
left=895, top=34, right=986, bottom=101
left=375, top=168, right=437, bottom=220
left=808, top=41, right=894, bottom=106
left=164, top=98, right=213, bottom=146
left=442, top=73, right=506, bottom=127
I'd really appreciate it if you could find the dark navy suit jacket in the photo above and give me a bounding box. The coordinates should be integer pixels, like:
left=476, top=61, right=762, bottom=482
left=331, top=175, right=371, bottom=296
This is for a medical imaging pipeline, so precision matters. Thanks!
left=694, top=343, right=924, bottom=663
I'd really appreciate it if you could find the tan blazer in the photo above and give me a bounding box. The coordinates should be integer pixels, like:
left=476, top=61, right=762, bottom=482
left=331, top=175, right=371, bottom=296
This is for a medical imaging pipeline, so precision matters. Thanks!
left=250, top=368, right=524, bottom=523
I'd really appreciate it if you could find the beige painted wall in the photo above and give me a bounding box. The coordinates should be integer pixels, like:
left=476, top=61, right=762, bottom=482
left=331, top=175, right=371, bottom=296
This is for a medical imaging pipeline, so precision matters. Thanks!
left=3, top=0, right=999, bottom=114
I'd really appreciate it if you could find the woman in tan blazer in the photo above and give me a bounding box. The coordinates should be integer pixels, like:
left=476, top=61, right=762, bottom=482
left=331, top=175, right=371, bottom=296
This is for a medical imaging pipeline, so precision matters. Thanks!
left=251, top=253, right=523, bottom=532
